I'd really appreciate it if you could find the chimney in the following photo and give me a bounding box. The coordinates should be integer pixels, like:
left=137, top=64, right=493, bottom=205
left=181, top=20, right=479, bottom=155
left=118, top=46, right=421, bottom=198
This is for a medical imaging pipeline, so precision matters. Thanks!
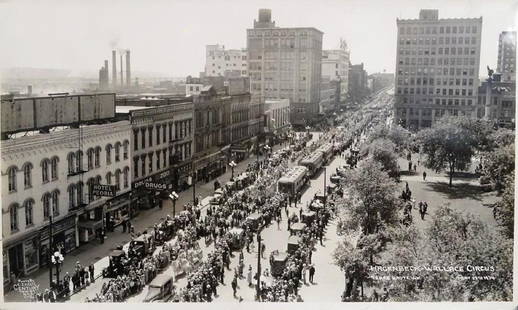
left=112, top=50, right=117, bottom=88
left=126, top=50, right=131, bottom=88
left=27, top=85, right=33, bottom=96
left=120, top=54, right=124, bottom=87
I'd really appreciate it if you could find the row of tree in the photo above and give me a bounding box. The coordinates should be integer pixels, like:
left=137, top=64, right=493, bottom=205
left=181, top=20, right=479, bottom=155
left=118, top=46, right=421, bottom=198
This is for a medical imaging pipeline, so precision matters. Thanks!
left=333, top=117, right=514, bottom=301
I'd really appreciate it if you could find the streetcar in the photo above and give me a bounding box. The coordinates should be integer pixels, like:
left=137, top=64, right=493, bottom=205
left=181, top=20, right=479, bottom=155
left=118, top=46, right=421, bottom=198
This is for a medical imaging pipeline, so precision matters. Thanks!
left=316, top=143, right=334, bottom=164
left=298, top=151, right=324, bottom=177
left=277, top=166, right=308, bottom=197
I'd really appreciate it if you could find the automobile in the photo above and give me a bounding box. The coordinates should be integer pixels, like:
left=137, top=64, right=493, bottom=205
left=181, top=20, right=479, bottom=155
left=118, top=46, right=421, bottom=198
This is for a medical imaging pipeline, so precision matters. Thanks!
left=330, top=174, right=342, bottom=184
left=143, top=274, right=175, bottom=302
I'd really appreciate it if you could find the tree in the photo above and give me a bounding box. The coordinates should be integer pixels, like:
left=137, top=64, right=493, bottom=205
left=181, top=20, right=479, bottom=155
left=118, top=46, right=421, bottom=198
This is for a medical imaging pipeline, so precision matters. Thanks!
left=493, top=176, right=514, bottom=239
left=417, top=117, right=477, bottom=187
left=381, top=205, right=513, bottom=301
left=360, top=138, right=400, bottom=179
left=481, top=143, right=515, bottom=192
left=488, top=128, right=515, bottom=149
left=338, top=158, right=402, bottom=235
left=333, top=238, right=371, bottom=300
left=368, top=124, right=410, bottom=154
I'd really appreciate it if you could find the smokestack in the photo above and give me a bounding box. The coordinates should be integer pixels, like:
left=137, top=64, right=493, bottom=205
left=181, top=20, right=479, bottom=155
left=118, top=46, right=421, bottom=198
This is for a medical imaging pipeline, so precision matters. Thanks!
left=126, top=50, right=131, bottom=88
left=112, top=50, right=117, bottom=88
left=120, top=54, right=124, bottom=87
left=27, top=85, right=33, bottom=96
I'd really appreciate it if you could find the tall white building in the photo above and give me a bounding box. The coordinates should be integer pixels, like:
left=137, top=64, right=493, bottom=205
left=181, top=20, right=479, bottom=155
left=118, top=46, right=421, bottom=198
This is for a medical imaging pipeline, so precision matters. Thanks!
left=395, top=9, right=482, bottom=130
left=247, top=9, right=323, bottom=126
left=497, top=31, right=516, bottom=82
left=2, top=120, right=131, bottom=283
left=204, top=45, right=248, bottom=77
left=321, top=39, right=350, bottom=103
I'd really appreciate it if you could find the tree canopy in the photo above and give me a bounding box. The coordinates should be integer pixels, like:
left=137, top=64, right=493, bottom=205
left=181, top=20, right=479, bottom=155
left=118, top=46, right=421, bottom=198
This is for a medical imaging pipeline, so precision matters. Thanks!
left=417, top=117, right=477, bottom=187
left=360, top=138, right=400, bottom=179
left=481, top=143, right=515, bottom=192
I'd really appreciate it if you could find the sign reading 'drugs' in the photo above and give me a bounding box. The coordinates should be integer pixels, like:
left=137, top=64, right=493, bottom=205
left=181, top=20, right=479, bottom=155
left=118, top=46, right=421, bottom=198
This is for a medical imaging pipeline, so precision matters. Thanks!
left=92, top=184, right=117, bottom=197
left=132, top=177, right=168, bottom=190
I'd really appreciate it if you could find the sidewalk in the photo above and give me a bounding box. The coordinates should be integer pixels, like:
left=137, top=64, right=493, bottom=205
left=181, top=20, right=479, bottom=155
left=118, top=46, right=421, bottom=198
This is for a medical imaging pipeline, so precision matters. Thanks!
left=4, top=148, right=278, bottom=302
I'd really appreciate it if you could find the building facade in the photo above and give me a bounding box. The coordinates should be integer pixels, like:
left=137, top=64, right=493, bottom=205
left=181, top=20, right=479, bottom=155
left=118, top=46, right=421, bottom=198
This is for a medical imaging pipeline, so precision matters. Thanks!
left=348, top=63, right=370, bottom=103
left=2, top=120, right=131, bottom=286
left=116, top=102, right=194, bottom=205
left=322, top=39, right=350, bottom=103
left=264, top=99, right=291, bottom=136
left=497, top=31, right=516, bottom=82
left=205, top=44, right=248, bottom=77
left=395, top=9, right=482, bottom=130
left=319, top=77, right=339, bottom=114
left=247, top=9, right=323, bottom=126
left=478, top=73, right=515, bottom=127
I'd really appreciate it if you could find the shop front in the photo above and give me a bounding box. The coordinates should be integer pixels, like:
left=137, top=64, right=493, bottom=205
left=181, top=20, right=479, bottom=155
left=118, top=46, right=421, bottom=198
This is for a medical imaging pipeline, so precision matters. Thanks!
left=194, top=151, right=226, bottom=183
left=105, top=192, right=131, bottom=232
left=78, top=200, right=105, bottom=244
left=39, top=215, right=77, bottom=266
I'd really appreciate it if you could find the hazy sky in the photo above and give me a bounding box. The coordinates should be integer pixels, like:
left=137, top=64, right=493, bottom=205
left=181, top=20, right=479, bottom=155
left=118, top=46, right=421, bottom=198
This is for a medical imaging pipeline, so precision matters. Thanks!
left=1, top=0, right=516, bottom=77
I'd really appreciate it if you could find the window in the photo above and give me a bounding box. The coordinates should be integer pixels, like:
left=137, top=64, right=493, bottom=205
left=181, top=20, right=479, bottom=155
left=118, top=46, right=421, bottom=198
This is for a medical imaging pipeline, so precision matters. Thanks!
left=115, top=169, right=121, bottom=191
left=22, top=162, right=32, bottom=191
left=133, top=157, right=139, bottom=178
left=115, top=142, right=121, bottom=162
left=24, top=199, right=33, bottom=226
left=141, top=155, right=146, bottom=176
left=123, top=140, right=129, bottom=160
left=42, top=193, right=50, bottom=220
left=141, top=128, right=146, bottom=149
left=148, top=127, right=153, bottom=147
left=68, top=184, right=76, bottom=209
left=10, top=204, right=18, bottom=232
left=123, top=167, right=129, bottom=188
left=156, top=125, right=161, bottom=145
left=163, top=126, right=166, bottom=143
left=133, top=130, right=139, bottom=151
left=87, top=148, right=94, bottom=170
left=87, top=179, right=95, bottom=202
left=95, top=147, right=101, bottom=168
left=52, top=190, right=59, bottom=216
left=42, top=159, right=49, bottom=183
left=106, top=172, right=112, bottom=185
left=67, top=152, right=75, bottom=175
left=77, top=182, right=83, bottom=206
left=106, top=144, right=112, bottom=165
left=156, top=150, right=161, bottom=170
left=75, top=151, right=82, bottom=173
left=163, top=149, right=167, bottom=166
left=148, top=153, right=153, bottom=173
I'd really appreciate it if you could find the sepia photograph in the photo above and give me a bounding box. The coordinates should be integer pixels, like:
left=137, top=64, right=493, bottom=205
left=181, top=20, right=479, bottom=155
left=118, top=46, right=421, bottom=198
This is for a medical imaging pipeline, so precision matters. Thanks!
left=0, top=0, right=516, bottom=306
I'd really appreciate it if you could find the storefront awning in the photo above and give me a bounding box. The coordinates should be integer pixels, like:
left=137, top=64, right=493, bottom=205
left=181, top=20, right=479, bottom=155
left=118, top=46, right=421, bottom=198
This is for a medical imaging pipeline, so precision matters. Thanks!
left=77, top=220, right=103, bottom=231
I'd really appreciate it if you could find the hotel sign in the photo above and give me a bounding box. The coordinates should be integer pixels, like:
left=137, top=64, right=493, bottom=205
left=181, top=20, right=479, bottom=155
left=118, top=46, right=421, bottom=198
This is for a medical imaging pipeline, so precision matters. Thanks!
left=92, top=184, right=117, bottom=197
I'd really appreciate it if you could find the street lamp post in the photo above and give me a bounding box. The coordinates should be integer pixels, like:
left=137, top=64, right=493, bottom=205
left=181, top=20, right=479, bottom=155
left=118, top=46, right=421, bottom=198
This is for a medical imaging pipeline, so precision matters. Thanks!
left=51, top=251, right=64, bottom=289
left=323, top=166, right=327, bottom=207
left=256, top=232, right=262, bottom=301
left=169, top=191, right=179, bottom=217
left=229, top=161, right=237, bottom=181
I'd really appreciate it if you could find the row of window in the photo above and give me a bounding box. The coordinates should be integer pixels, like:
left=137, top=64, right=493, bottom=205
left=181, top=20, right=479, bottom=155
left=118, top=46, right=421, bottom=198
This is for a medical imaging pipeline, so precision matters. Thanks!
left=7, top=157, right=59, bottom=193
left=397, top=67, right=477, bottom=77
left=399, top=36, right=478, bottom=46
left=399, top=25, right=478, bottom=35
left=8, top=190, right=59, bottom=233
left=133, top=143, right=192, bottom=179
left=398, top=77, right=475, bottom=87
left=398, top=57, right=477, bottom=66
left=397, top=87, right=474, bottom=96
left=133, top=120, right=192, bottom=151
left=398, top=96, right=475, bottom=106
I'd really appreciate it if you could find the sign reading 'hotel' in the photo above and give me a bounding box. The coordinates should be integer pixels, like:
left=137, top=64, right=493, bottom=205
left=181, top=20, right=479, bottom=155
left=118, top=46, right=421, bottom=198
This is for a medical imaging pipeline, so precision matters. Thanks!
left=92, top=184, right=117, bottom=197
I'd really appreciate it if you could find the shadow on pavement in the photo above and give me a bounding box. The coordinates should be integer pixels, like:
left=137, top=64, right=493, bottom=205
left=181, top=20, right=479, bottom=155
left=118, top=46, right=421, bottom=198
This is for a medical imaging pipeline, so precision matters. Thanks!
left=424, top=181, right=484, bottom=201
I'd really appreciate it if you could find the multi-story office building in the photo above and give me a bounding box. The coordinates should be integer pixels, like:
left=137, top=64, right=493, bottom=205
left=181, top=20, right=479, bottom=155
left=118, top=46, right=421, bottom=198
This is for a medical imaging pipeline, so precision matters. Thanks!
left=247, top=9, right=323, bottom=126
left=322, top=39, right=350, bottom=103
left=395, top=9, right=482, bottom=130
left=264, top=98, right=291, bottom=144
left=1, top=98, right=131, bottom=284
left=205, top=44, right=248, bottom=77
left=497, top=31, right=516, bottom=82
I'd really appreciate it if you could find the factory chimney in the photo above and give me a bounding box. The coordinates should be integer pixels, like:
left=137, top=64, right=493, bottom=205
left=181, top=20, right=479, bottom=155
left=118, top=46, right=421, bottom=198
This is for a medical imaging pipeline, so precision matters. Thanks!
left=120, top=54, right=124, bottom=87
left=126, top=50, right=131, bottom=88
left=112, top=50, right=117, bottom=88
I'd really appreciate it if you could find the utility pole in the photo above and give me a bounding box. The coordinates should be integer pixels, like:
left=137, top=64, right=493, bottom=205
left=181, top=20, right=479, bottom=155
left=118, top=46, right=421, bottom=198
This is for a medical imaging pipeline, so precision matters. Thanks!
left=256, top=231, right=262, bottom=301
left=48, top=214, right=53, bottom=288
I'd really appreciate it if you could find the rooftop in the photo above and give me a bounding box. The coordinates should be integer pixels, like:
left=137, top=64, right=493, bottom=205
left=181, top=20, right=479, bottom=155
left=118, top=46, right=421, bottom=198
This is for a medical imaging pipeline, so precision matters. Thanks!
left=115, top=105, right=157, bottom=114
